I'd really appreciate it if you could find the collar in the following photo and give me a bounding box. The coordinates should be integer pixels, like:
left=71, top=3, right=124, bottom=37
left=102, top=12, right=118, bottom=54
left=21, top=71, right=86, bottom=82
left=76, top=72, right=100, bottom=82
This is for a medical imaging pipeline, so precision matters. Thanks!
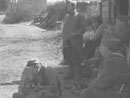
left=69, top=10, right=75, bottom=15
left=112, top=53, right=125, bottom=58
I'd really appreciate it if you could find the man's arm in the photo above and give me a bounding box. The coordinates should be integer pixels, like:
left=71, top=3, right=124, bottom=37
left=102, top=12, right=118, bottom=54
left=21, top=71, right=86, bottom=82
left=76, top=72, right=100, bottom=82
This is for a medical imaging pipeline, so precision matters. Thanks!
left=83, top=57, right=100, bottom=67
left=90, top=72, right=118, bottom=89
left=62, top=15, right=68, bottom=33
left=91, top=24, right=106, bottom=41
left=34, top=85, right=57, bottom=92
left=90, top=58, right=121, bottom=89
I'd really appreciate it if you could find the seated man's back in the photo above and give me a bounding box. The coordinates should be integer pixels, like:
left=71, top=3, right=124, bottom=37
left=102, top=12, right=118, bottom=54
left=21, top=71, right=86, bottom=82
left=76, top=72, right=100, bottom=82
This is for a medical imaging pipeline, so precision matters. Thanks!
left=13, top=59, right=62, bottom=98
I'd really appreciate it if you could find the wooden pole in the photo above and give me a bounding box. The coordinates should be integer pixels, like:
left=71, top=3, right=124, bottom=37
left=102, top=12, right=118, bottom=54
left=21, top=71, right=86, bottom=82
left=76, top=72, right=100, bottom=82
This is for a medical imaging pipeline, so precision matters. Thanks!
left=108, top=0, right=111, bottom=24
left=99, top=1, right=102, bottom=22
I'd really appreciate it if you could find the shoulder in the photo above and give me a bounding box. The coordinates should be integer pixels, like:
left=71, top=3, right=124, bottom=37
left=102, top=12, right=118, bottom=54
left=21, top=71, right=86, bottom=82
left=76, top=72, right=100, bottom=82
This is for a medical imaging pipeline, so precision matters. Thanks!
left=45, top=66, right=58, bottom=85
left=21, top=67, right=33, bottom=81
left=45, top=66, right=57, bottom=75
left=103, top=55, right=128, bottom=70
left=65, top=14, right=70, bottom=19
left=104, top=55, right=125, bottom=64
left=22, top=67, right=32, bottom=75
left=76, top=13, right=85, bottom=19
left=63, top=14, right=70, bottom=22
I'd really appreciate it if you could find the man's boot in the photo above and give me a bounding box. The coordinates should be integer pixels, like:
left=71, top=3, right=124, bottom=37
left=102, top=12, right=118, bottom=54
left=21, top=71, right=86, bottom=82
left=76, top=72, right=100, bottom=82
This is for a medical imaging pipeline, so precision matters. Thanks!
left=63, top=66, right=74, bottom=80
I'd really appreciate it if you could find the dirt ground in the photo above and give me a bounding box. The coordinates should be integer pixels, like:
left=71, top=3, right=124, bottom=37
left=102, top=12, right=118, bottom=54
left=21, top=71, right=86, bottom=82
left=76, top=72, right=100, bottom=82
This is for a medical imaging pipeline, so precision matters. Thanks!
left=0, top=15, right=80, bottom=98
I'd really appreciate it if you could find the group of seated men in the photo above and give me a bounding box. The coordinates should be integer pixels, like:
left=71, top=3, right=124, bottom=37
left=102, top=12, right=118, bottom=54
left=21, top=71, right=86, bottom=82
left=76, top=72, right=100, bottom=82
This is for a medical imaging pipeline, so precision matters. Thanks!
left=60, top=2, right=130, bottom=97
left=80, top=14, right=130, bottom=98
left=13, top=1, right=130, bottom=98
left=13, top=14, right=130, bottom=98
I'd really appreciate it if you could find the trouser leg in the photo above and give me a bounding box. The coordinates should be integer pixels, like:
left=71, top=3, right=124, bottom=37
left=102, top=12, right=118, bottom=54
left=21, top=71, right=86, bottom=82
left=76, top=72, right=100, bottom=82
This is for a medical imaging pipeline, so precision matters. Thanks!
left=64, top=41, right=74, bottom=78
left=38, top=90, right=57, bottom=98
left=71, top=45, right=81, bottom=81
left=62, top=46, right=68, bottom=63
left=81, top=88, right=92, bottom=98
left=13, top=92, right=25, bottom=98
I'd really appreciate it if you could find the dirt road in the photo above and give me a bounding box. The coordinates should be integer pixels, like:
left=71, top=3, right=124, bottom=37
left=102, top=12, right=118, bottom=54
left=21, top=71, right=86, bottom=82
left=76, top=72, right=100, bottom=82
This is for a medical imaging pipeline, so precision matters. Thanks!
left=0, top=15, right=81, bottom=98
left=0, top=20, right=63, bottom=98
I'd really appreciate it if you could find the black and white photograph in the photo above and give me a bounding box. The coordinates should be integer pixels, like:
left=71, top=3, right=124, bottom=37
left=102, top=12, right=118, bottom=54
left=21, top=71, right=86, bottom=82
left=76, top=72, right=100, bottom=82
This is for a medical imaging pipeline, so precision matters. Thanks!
left=0, top=0, right=130, bottom=98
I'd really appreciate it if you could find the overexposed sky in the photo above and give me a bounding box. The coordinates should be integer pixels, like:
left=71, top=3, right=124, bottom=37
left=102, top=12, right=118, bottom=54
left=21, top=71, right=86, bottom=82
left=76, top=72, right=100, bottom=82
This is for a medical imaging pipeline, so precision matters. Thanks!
left=47, top=0, right=65, bottom=3
left=47, top=0, right=101, bottom=3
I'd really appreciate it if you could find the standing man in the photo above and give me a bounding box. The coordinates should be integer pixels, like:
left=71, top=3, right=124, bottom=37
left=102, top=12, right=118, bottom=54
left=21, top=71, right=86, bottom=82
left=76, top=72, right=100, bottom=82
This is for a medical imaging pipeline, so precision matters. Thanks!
left=62, top=1, right=86, bottom=81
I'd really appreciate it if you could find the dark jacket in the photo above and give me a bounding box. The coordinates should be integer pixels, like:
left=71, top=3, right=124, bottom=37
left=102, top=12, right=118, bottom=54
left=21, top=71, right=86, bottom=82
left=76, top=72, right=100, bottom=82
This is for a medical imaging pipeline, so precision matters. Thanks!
left=19, top=66, right=62, bottom=97
left=82, top=53, right=130, bottom=98
left=62, top=12, right=86, bottom=58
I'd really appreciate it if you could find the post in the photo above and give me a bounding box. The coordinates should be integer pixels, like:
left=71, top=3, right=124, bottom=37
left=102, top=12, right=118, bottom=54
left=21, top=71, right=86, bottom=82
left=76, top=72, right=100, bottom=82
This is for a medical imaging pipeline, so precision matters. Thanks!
left=99, top=1, right=102, bottom=22
left=108, top=0, right=111, bottom=24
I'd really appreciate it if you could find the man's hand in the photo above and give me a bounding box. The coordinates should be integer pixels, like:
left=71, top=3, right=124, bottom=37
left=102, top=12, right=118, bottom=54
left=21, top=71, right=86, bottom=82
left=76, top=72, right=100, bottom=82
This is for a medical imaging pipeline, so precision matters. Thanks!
left=82, top=58, right=99, bottom=66
left=34, top=86, right=41, bottom=91
left=70, top=32, right=79, bottom=37
left=34, top=85, right=45, bottom=91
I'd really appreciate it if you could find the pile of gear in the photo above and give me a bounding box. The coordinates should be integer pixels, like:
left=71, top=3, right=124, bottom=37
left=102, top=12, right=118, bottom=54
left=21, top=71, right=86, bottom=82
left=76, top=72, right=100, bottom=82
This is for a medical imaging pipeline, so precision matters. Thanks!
left=31, top=2, right=67, bottom=30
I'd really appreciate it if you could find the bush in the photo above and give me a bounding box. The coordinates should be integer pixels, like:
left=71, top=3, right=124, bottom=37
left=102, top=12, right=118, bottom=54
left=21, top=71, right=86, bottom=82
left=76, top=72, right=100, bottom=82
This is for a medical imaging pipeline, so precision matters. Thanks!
left=3, top=0, right=47, bottom=24
left=3, top=8, right=33, bottom=24
left=48, top=1, right=67, bottom=21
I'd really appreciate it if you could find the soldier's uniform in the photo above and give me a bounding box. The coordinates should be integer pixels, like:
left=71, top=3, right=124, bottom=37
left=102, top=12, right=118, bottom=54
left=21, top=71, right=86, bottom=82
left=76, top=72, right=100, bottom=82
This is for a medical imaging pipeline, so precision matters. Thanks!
left=81, top=15, right=130, bottom=98
left=13, top=62, right=62, bottom=98
left=62, top=11, right=86, bottom=80
left=81, top=53, right=130, bottom=98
